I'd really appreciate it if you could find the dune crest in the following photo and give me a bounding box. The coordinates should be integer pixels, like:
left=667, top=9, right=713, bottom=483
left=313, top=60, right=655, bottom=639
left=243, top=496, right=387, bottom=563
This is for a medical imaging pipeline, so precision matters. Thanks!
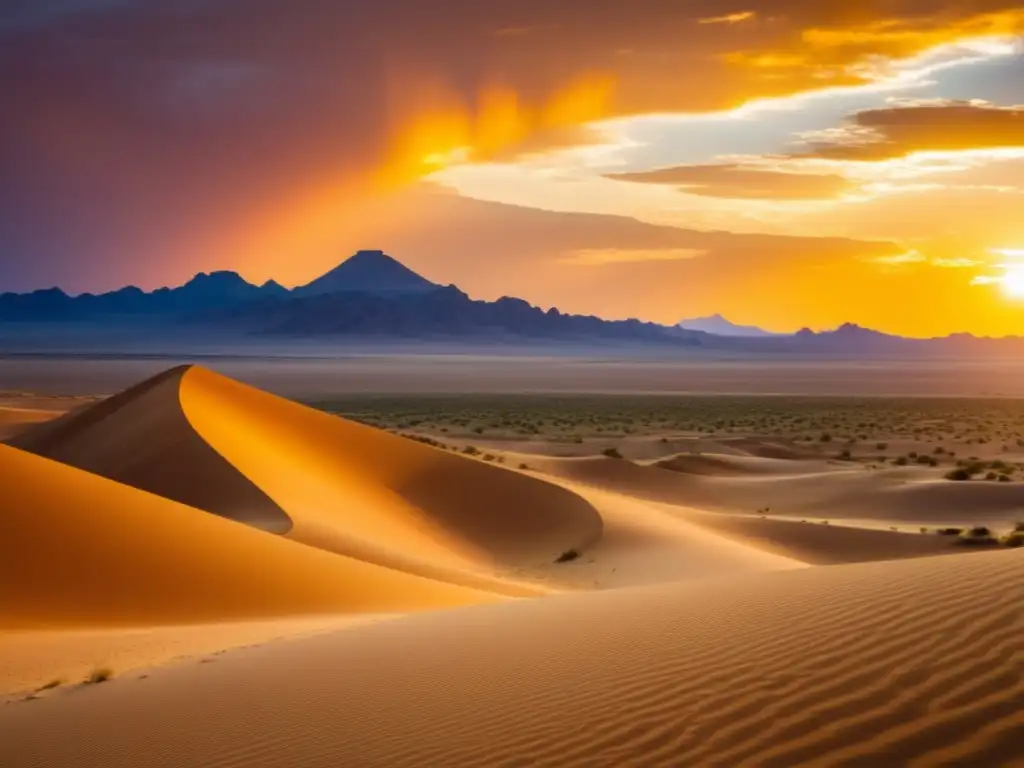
left=11, top=365, right=603, bottom=591
left=9, top=367, right=291, bottom=532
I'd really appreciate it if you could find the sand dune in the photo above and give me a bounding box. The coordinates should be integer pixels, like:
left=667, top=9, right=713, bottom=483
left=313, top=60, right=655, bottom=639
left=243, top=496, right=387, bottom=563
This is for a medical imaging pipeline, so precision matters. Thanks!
left=2, top=550, right=1019, bottom=767
left=654, top=452, right=829, bottom=476
left=666, top=508, right=964, bottom=564
left=12, top=365, right=602, bottom=593
left=9, top=367, right=291, bottom=532
left=524, top=459, right=965, bottom=566
left=0, top=443, right=496, bottom=629
left=532, top=482, right=807, bottom=589
left=536, top=454, right=1024, bottom=529
left=4, top=365, right=1020, bottom=767
left=0, top=405, right=65, bottom=440
left=0, top=616, right=374, bottom=698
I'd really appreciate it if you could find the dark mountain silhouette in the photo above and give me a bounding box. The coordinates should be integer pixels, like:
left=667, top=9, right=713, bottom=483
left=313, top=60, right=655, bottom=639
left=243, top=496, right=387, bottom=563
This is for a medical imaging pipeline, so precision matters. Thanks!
left=292, top=250, right=438, bottom=297
left=2, top=252, right=1023, bottom=355
left=208, top=285, right=705, bottom=344
left=677, top=314, right=782, bottom=337
left=718, top=322, right=1024, bottom=356
left=0, top=270, right=285, bottom=321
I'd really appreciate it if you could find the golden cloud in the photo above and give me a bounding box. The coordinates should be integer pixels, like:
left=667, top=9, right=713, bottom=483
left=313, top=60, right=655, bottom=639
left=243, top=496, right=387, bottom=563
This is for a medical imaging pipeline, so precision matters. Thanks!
left=796, top=101, right=1024, bottom=160
left=606, top=164, right=854, bottom=200
left=699, top=11, right=757, bottom=25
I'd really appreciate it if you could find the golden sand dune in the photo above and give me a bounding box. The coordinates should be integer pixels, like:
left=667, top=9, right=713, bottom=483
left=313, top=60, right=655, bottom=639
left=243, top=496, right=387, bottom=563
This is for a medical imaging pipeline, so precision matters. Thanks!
left=2, top=550, right=1020, bottom=768
left=537, top=482, right=807, bottom=589
left=536, top=454, right=1024, bottom=528
left=12, top=366, right=602, bottom=593
left=668, top=507, right=964, bottom=565
left=0, top=616, right=371, bottom=697
left=9, top=368, right=291, bottom=532
left=706, top=436, right=822, bottom=460
left=0, top=443, right=496, bottom=629
left=655, top=452, right=829, bottom=476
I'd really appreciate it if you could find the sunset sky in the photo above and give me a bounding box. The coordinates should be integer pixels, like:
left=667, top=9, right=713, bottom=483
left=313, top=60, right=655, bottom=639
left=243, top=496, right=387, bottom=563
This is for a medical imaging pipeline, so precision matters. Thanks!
left=1, top=1, right=1023, bottom=336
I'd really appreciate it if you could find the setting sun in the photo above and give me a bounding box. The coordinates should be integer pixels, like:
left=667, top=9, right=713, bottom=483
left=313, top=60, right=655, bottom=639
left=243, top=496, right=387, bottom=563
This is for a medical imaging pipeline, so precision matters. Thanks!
left=1000, top=263, right=1024, bottom=300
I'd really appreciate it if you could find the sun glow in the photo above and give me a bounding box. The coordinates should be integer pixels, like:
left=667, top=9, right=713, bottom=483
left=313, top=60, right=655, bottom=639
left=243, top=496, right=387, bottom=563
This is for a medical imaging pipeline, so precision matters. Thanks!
left=991, top=250, right=1024, bottom=300
left=1000, top=264, right=1024, bottom=300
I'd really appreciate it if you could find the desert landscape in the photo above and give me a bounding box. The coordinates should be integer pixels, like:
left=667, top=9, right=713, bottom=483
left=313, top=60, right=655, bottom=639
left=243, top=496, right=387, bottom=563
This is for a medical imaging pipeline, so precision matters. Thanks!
left=0, top=363, right=1021, bottom=767
left=6, top=0, right=1024, bottom=764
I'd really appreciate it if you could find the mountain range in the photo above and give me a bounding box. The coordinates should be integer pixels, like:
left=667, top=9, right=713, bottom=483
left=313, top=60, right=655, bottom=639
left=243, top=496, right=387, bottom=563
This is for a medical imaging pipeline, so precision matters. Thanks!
left=2, top=250, right=1022, bottom=355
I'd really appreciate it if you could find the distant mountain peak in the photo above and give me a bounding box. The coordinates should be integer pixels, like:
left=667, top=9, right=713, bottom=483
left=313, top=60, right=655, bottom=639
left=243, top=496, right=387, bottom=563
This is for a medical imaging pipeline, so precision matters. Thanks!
left=184, top=270, right=249, bottom=287
left=292, top=250, right=438, bottom=297
left=677, top=313, right=781, bottom=338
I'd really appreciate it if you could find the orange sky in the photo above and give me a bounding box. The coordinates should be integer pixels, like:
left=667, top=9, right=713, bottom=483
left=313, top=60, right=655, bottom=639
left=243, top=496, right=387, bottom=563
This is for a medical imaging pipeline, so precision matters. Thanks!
left=1, top=1, right=1023, bottom=336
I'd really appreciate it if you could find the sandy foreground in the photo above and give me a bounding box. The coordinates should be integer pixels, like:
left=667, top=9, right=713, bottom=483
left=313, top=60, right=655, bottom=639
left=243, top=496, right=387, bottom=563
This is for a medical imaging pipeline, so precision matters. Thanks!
left=1, top=365, right=1021, bottom=767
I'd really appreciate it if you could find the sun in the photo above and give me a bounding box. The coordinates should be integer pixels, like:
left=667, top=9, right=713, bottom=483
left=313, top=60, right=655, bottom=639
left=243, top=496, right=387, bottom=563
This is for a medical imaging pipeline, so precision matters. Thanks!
left=1000, top=264, right=1024, bottom=300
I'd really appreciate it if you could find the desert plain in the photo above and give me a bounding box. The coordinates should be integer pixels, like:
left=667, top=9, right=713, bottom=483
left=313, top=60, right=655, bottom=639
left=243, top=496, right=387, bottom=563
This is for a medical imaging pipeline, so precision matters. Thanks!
left=0, top=356, right=1021, bottom=767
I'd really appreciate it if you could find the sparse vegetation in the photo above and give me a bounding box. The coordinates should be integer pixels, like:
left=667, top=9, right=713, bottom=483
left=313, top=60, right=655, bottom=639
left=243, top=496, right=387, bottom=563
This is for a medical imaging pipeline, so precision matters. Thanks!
left=555, top=549, right=580, bottom=563
left=304, top=395, right=1024, bottom=482
left=602, top=447, right=624, bottom=459
left=37, top=678, right=64, bottom=692
left=84, top=668, right=114, bottom=685
left=1001, top=531, right=1024, bottom=548
left=956, top=526, right=1000, bottom=547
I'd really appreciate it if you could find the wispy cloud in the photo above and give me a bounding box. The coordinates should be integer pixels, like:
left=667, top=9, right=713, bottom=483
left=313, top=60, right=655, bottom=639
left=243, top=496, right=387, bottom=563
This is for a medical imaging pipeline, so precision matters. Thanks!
left=699, top=11, right=755, bottom=26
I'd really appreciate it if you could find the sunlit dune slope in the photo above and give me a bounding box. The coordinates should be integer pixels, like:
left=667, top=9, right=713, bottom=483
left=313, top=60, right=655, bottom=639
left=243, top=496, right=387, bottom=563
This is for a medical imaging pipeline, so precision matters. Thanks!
left=2, top=550, right=1020, bottom=767
left=543, top=482, right=807, bottom=588
left=10, top=365, right=602, bottom=585
left=0, top=444, right=496, bottom=629
left=9, top=367, right=290, bottom=532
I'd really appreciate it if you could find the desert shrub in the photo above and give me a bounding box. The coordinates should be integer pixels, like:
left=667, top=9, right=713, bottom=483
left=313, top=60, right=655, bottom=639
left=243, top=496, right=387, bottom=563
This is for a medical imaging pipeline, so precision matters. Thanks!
left=555, top=549, right=580, bottom=563
left=945, top=468, right=971, bottom=481
left=84, top=668, right=114, bottom=685
left=461, top=445, right=481, bottom=456
left=37, top=678, right=63, bottom=692
left=876, top=442, right=888, bottom=450
left=937, top=527, right=964, bottom=536
left=837, top=449, right=852, bottom=460
left=602, top=447, right=624, bottom=459
left=985, top=471, right=998, bottom=481
left=819, top=433, right=832, bottom=443
left=1001, top=531, right=1024, bottom=548
left=894, top=456, right=909, bottom=466
left=957, top=526, right=999, bottom=547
